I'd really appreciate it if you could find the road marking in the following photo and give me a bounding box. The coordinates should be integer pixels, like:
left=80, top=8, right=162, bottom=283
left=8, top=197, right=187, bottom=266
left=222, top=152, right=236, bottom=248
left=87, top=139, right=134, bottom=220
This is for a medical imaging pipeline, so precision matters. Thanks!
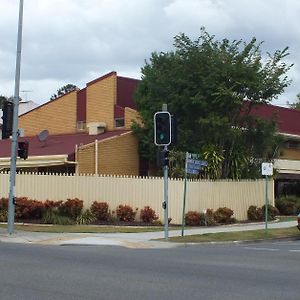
left=288, top=250, right=300, bottom=253
left=244, top=247, right=280, bottom=252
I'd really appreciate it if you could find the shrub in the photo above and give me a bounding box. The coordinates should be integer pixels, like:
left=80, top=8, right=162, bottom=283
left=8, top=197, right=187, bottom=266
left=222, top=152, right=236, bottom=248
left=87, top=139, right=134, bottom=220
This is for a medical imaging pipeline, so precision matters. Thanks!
left=262, top=204, right=279, bottom=221
left=14, top=197, right=44, bottom=220
left=116, top=204, right=136, bottom=222
left=213, top=207, right=235, bottom=224
left=43, top=200, right=63, bottom=211
left=0, top=198, right=8, bottom=222
left=185, top=211, right=201, bottom=226
left=0, top=198, right=8, bottom=210
left=247, top=205, right=264, bottom=221
left=204, top=209, right=216, bottom=226
left=140, top=206, right=158, bottom=223
left=275, top=196, right=300, bottom=215
left=0, top=210, right=7, bottom=222
left=58, top=198, right=83, bottom=219
left=90, top=201, right=110, bottom=221
left=76, top=209, right=96, bottom=225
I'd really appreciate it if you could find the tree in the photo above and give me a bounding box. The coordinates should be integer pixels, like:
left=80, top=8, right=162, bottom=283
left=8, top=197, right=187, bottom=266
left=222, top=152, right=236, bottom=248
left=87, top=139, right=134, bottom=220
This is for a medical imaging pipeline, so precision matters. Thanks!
left=0, top=96, right=7, bottom=109
left=50, top=84, right=78, bottom=100
left=133, top=28, right=292, bottom=179
left=287, top=93, right=300, bottom=110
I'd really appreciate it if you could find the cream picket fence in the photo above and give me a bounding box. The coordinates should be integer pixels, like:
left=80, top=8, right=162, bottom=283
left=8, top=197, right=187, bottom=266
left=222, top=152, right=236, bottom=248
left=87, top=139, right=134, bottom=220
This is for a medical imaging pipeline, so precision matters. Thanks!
left=0, top=172, right=274, bottom=223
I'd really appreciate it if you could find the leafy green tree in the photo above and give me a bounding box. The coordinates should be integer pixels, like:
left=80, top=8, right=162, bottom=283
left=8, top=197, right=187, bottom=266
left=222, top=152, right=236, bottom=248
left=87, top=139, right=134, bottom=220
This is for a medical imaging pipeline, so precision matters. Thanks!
left=134, top=28, right=292, bottom=179
left=50, top=84, right=78, bottom=100
left=0, top=96, right=7, bottom=109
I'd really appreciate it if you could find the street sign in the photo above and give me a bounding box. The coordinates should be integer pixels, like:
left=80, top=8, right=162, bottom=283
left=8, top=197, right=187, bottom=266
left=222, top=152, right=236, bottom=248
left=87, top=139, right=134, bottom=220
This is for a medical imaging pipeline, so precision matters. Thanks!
left=186, top=153, right=207, bottom=175
left=262, top=162, right=273, bottom=176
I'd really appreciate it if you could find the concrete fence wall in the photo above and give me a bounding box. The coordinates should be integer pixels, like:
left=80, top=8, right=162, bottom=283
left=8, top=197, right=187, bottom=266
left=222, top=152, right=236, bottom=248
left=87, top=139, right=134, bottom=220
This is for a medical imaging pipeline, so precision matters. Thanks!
left=0, top=172, right=274, bottom=223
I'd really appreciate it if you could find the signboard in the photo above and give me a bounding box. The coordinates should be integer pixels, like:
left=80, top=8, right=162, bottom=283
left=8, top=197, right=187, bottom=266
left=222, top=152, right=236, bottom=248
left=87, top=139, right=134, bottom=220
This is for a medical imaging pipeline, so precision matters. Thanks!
left=186, top=153, right=207, bottom=175
left=261, top=162, right=273, bottom=176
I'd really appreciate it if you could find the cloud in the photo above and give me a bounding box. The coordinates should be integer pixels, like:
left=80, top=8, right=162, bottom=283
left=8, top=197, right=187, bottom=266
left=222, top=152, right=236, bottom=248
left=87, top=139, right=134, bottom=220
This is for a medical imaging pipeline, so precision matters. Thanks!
left=0, top=0, right=299, bottom=105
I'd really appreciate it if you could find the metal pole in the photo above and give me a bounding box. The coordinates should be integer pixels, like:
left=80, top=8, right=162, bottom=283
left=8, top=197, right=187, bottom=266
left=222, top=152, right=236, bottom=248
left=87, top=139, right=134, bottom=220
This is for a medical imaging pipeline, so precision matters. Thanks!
left=265, top=175, right=268, bottom=234
left=163, top=145, right=169, bottom=239
left=181, top=152, right=188, bottom=236
left=8, top=0, right=24, bottom=235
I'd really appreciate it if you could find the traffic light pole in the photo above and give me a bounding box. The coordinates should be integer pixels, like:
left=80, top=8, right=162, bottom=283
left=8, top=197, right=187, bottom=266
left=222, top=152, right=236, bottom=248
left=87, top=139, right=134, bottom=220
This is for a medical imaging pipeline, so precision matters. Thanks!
left=8, top=0, right=24, bottom=235
left=163, top=145, right=169, bottom=239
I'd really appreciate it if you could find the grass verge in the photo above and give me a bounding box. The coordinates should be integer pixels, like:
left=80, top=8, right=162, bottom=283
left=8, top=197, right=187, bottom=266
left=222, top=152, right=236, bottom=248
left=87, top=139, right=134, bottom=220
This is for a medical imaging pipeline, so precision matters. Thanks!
left=0, top=223, right=174, bottom=233
left=166, top=227, right=299, bottom=243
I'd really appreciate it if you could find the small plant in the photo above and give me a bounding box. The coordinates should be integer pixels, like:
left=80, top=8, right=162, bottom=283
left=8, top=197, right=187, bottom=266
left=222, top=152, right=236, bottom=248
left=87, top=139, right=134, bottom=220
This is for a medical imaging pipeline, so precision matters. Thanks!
left=116, top=204, right=136, bottom=222
left=185, top=211, right=201, bottom=226
left=42, top=209, right=75, bottom=225
left=90, top=201, right=110, bottom=221
left=58, top=198, right=83, bottom=219
left=76, top=209, right=96, bottom=225
left=213, top=207, right=236, bottom=224
left=247, top=205, right=263, bottom=221
left=140, top=206, right=158, bottom=223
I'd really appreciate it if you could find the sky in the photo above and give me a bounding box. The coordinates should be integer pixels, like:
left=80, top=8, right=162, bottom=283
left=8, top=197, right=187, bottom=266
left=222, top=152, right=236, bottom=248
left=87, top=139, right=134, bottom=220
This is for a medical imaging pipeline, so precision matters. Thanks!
left=0, top=0, right=299, bottom=107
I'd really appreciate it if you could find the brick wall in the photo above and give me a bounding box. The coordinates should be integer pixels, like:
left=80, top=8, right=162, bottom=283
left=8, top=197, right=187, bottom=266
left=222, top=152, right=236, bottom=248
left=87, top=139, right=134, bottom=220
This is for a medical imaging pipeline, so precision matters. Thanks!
left=77, top=143, right=95, bottom=174
left=77, top=131, right=139, bottom=176
left=86, top=72, right=117, bottom=131
left=124, top=107, right=141, bottom=129
left=98, top=132, right=139, bottom=175
left=19, top=91, right=77, bottom=136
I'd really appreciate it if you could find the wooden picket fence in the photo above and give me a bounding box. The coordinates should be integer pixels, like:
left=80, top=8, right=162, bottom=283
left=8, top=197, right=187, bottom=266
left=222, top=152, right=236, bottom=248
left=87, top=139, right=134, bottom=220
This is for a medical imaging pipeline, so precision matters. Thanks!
left=0, top=172, right=274, bottom=223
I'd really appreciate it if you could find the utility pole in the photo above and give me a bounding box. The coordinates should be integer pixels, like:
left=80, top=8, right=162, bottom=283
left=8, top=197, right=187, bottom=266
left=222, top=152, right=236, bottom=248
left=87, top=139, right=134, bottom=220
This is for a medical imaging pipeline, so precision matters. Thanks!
left=8, top=0, right=24, bottom=235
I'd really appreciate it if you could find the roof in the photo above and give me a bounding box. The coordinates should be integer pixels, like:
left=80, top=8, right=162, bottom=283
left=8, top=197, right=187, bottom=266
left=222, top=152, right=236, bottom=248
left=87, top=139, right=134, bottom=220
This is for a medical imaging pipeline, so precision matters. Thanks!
left=247, top=103, right=300, bottom=137
left=0, top=130, right=130, bottom=160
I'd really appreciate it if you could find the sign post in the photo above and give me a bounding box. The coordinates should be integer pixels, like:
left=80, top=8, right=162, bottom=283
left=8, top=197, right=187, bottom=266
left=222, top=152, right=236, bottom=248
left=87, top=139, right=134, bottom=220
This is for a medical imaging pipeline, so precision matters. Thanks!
left=261, top=162, right=273, bottom=235
left=181, top=152, right=207, bottom=236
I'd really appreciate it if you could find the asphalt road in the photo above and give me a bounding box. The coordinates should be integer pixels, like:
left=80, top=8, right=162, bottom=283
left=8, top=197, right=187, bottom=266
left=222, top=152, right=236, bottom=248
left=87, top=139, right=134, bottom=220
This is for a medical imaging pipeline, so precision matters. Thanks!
left=0, top=240, right=300, bottom=300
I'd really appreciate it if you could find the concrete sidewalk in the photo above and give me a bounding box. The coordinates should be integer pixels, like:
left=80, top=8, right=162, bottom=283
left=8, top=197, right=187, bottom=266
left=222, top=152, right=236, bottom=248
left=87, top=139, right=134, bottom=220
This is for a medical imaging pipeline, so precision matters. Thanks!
left=0, top=221, right=297, bottom=249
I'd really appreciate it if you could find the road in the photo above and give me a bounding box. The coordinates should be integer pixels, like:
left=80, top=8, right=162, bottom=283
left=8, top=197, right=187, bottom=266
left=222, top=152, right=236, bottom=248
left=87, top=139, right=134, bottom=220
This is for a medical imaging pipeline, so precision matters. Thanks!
left=0, top=239, right=300, bottom=300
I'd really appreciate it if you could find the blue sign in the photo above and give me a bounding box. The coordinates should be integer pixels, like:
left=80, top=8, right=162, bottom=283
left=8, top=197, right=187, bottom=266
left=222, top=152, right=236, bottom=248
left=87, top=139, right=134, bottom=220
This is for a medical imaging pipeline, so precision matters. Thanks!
left=186, top=153, right=207, bottom=175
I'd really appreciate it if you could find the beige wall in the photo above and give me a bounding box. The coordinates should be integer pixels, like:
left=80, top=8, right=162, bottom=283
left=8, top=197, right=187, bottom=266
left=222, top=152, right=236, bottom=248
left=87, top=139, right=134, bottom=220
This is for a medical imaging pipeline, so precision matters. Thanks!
left=19, top=91, right=77, bottom=136
left=86, top=73, right=116, bottom=131
left=0, top=172, right=274, bottom=222
left=77, top=132, right=139, bottom=176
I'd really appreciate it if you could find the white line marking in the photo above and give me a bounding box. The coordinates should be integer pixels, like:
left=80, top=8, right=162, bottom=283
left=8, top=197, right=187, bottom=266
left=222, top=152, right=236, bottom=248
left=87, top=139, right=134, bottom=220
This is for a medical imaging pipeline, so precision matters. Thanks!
left=244, top=247, right=280, bottom=252
left=289, top=250, right=300, bottom=253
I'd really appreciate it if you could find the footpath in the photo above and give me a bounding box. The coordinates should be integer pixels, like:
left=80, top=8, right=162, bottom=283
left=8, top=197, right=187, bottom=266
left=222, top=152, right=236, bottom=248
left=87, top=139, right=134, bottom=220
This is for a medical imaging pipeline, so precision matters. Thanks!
left=0, top=221, right=297, bottom=249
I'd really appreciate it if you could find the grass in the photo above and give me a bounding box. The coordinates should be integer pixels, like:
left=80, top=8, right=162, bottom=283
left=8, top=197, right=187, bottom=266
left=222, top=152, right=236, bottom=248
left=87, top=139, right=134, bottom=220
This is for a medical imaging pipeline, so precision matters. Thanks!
left=167, top=227, right=300, bottom=243
left=0, top=223, right=178, bottom=233
left=278, top=215, right=297, bottom=222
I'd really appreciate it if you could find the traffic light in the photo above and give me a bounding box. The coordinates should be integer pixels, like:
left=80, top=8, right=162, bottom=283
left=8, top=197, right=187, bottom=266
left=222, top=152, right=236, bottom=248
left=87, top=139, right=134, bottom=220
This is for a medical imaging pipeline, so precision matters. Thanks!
left=157, top=149, right=169, bottom=167
left=154, top=112, right=171, bottom=146
left=2, top=101, right=14, bottom=139
left=18, top=141, right=29, bottom=160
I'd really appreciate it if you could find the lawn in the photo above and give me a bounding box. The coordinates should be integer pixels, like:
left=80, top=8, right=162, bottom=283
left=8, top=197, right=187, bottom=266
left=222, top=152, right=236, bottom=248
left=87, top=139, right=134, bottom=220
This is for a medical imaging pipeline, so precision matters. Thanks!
left=167, top=227, right=300, bottom=243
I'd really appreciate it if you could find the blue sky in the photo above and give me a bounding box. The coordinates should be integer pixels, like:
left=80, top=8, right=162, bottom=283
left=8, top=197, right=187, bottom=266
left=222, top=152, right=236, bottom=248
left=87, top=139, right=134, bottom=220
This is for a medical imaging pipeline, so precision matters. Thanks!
left=0, top=0, right=299, bottom=106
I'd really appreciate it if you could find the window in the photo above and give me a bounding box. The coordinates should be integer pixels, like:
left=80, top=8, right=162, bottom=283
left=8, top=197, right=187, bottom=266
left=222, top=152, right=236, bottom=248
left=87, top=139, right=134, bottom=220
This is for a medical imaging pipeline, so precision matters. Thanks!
left=76, top=121, right=86, bottom=131
left=115, top=118, right=125, bottom=128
